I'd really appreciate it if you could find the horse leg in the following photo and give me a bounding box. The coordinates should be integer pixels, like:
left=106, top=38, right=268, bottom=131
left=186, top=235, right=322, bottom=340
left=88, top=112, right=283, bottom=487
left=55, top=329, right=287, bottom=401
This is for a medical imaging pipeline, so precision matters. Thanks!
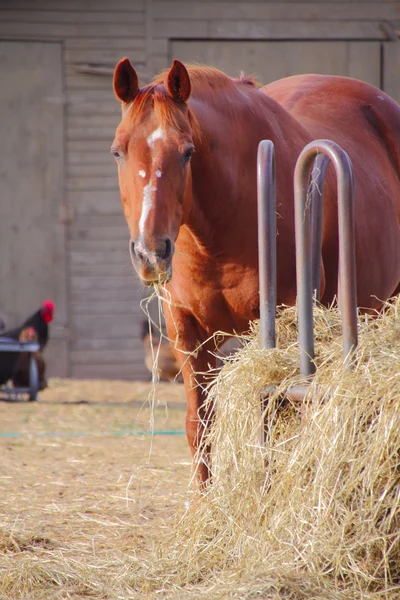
left=164, top=308, right=217, bottom=486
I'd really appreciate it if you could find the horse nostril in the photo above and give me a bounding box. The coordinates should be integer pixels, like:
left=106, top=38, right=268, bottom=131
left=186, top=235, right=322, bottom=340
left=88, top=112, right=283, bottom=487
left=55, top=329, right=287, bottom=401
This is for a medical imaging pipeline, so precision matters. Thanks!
left=161, top=237, right=172, bottom=261
left=130, top=237, right=172, bottom=263
left=129, top=239, right=142, bottom=262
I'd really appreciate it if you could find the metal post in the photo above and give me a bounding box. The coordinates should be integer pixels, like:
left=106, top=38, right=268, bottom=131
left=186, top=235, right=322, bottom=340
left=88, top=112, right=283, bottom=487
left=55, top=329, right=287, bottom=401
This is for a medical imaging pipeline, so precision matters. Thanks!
left=28, top=354, right=39, bottom=402
left=257, top=140, right=277, bottom=350
left=294, top=139, right=358, bottom=376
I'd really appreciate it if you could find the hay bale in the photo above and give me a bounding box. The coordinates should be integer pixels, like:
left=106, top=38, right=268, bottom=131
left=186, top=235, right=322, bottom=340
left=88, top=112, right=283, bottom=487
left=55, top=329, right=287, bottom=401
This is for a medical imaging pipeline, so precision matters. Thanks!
left=146, top=298, right=400, bottom=599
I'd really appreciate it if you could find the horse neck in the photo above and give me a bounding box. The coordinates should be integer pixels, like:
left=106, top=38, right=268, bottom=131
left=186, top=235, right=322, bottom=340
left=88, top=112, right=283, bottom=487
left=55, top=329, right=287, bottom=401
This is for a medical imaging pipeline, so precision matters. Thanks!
left=181, top=87, right=307, bottom=252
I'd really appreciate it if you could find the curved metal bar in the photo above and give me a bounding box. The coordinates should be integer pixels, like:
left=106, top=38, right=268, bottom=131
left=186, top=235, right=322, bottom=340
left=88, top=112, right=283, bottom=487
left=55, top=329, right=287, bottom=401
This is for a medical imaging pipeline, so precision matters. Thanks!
left=294, top=139, right=358, bottom=376
left=257, top=140, right=277, bottom=350
left=310, top=153, right=330, bottom=301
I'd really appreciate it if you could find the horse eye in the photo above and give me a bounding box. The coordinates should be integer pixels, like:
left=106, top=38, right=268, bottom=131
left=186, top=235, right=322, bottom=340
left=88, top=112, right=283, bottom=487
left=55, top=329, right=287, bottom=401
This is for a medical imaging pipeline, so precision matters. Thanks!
left=111, top=147, right=123, bottom=162
left=182, top=146, right=195, bottom=163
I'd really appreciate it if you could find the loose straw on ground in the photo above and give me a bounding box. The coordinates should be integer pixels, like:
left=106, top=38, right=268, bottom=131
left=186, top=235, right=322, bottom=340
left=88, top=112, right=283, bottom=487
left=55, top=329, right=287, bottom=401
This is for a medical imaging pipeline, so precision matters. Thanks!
left=3, top=298, right=398, bottom=599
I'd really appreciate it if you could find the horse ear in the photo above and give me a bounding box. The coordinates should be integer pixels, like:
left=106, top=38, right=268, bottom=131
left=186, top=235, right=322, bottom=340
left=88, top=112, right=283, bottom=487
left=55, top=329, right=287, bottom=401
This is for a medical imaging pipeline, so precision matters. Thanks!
left=167, top=60, right=191, bottom=103
left=113, top=58, right=139, bottom=104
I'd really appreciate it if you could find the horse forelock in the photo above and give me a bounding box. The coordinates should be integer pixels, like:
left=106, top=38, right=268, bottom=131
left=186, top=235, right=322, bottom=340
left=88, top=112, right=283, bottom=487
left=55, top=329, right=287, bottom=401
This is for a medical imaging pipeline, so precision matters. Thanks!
left=125, top=65, right=254, bottom=144
left=125, top=82, right=202, bottom=143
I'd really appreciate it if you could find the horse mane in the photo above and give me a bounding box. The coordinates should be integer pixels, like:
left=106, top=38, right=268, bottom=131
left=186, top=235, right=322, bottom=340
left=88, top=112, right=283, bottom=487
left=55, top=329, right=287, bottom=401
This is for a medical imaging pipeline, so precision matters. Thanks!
left=127, top=65, right=258, bottom=143
left=155, top=64, right=257, bottom=91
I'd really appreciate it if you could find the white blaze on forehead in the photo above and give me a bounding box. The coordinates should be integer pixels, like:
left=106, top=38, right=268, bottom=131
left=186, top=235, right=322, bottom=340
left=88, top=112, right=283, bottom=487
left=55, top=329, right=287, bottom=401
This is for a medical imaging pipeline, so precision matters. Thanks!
left=147, top=126, right=164, bottom=147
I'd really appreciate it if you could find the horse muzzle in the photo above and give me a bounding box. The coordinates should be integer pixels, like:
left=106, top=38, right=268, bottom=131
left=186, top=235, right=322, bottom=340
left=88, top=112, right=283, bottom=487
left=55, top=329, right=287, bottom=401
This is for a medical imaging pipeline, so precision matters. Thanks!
left=129, top=237, right=173, bottom=285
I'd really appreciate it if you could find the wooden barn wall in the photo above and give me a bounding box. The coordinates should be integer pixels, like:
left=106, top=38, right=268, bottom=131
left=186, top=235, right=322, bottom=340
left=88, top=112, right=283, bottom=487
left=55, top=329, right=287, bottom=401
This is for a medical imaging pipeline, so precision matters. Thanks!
left=0, top=0, right=151, bottom=380
left=0, top=0, right=399, bottom=380
left=148, top=1, right=400, bottom=98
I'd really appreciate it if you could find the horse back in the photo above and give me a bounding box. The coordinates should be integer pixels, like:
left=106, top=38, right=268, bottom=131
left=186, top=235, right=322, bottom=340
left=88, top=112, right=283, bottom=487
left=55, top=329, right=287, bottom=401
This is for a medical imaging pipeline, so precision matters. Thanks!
left=261, top=74, right=400, bottom=305
left=262, top=74, right=400, bottom=216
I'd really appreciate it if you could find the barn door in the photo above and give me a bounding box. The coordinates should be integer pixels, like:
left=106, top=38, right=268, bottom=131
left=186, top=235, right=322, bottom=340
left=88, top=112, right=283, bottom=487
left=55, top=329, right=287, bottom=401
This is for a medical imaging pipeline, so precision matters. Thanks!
left=170, top=40, right=381, bottom=88
left=0, top=41, right=68, bottom=376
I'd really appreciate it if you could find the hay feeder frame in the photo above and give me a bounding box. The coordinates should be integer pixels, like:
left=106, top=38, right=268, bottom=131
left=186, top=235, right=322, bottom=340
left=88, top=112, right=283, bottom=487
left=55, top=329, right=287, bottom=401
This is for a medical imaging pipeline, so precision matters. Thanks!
left=257, top=139, right=358, bottom=434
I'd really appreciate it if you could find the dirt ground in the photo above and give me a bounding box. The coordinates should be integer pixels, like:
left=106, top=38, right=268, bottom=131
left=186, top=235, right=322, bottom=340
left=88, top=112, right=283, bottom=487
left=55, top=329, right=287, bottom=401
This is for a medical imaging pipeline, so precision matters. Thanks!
left=0, top=378, right=192, bottom=599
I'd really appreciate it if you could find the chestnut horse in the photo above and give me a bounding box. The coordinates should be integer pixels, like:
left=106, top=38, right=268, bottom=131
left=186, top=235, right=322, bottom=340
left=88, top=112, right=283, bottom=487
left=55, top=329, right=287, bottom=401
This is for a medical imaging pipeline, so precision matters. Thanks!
left=112, top=59, right=400, bottom=483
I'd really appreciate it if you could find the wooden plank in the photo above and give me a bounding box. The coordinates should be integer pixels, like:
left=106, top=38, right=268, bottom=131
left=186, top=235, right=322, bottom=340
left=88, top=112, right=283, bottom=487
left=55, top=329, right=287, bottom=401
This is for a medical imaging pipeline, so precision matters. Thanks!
left=69, top=228, right=126, bottom=243
left=0, top=0, right=145, bottom=10
left=65, top=70, right=149, bottom=92
left=347, top=41, right=381, bottom=87
left=70, top=276, right=136, bottom=290
left=383, top=41, right=400, bottom=104
left=65, top=37, right=145, bottom=50
left=171, top=40, right=381, bottom=87
left=71, top=310, right=147, bottom=324
left=67, top=127, right=116, bottom=140
left=71, top=300, right=145, bottom=314
left=71, top=315, right=141, bottom=338
left=65, top=48, right=145, bottom=67
left=69, top=224, right=127, bottom=242
left=69, top=239, right=127, bottom=252
left=68, top=160, right=116, bottom=175
left=67, top=190, right=122, bottom=215
left=150, top=38, right=169, bottom=56
left=0, top=40, right=68, bottom=376
left=153, top=2, right=400, bottom=21
left=69, top=250, right=129, bottom=267
left=67, top=175, right=117, bottom=190
left=67, top=140, right=116, bottom=158
left=67, top=153, right=116, bottom=167
left=71, top=312, right=142, bottom=325
left=70, top=363, right=149, bottom=380
left=70, top=288, right=147, bottom=303
left=70, top=298, right=163, bottom=320
left=68, top=101, right=120, bottom=118
left=70, top=313, right=146, bottom=324
left=69, top=231, right=127, bottom=244
left=0, top=10, right=145, bottom=24
left=65, top=71, right=116, bottom=92
left=67, top=128, right=115, bottom=142
left=70, top=349, right=148, bottom=364
left=67, top=89, right=116, bottom=109
left=152, top=55, right=170, bottom=76
left=0, top=21, right=144, bottom=38
left=71, top=337, right=148, bottom=351
left=67, top=89, right=116, bottom=100
left=69, top=264, right=134, bottom=277
left=155, top=0, right=395, bottom=2
left=69, top=213, right=126, bottom=228
left=152, top=19, right=208, bottom=38
left=68, top=162, right=117, bottom=176
left=207, top=20, right=387, bottom=40
left=67, top=168, right=116, bottom=182
left=68, top=114, right=120, bottom=130
left=71, top=157, right=113, bottom=174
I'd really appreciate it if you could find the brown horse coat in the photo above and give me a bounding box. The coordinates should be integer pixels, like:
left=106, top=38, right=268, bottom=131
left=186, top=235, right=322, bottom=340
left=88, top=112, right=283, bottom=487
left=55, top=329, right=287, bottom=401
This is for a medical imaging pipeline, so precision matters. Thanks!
left=112, top=60, right=400, bottom=483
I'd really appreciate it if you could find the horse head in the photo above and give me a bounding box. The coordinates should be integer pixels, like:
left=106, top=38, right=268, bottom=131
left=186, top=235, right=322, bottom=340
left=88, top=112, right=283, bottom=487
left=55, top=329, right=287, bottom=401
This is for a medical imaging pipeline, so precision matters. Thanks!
left=112, top=58, right=195, bottom=285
